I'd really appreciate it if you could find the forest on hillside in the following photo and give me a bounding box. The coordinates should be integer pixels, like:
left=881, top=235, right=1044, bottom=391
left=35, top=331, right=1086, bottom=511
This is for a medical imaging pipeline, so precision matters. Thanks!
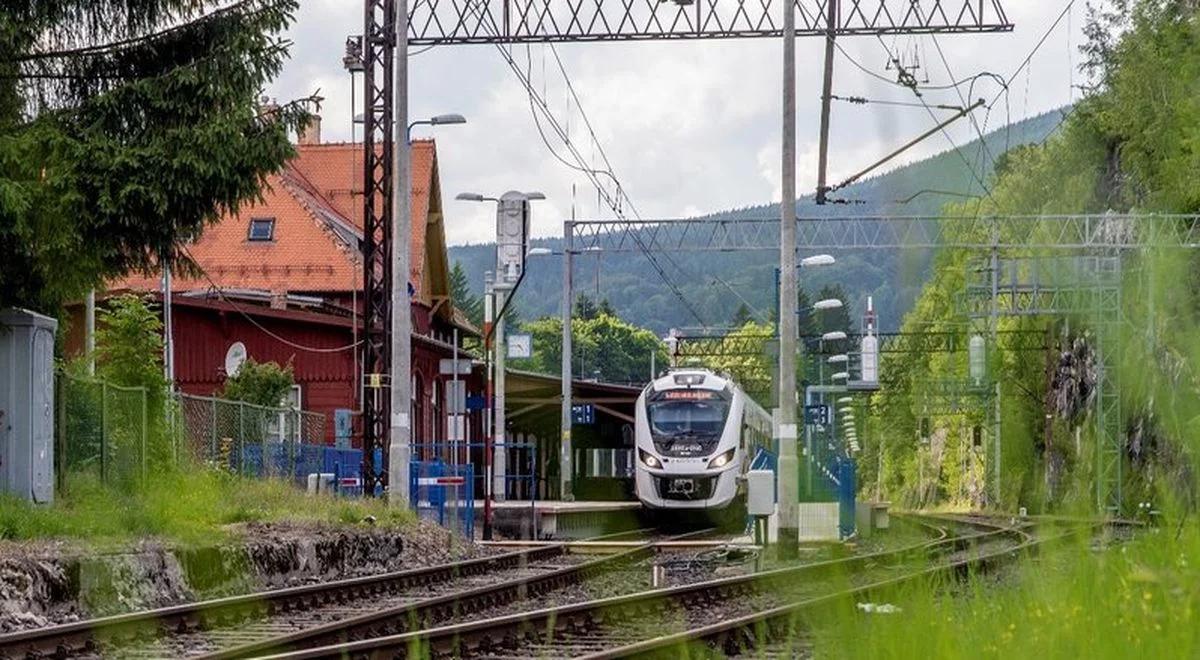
left=859, top=0, right=1200, bottom=515
left=449, top=109, right=1066, bottom=335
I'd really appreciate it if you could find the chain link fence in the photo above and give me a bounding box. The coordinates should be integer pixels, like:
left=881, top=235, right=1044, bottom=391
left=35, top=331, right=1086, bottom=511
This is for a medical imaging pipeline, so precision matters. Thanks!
left=58, top=375, right=151, bottom=489
left=57, top=373, right=329, bottom=490
left=176, top=393, right=326, bottom=480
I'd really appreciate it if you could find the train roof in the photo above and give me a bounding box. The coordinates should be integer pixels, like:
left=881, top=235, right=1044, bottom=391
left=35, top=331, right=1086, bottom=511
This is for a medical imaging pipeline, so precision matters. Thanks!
left=648, top=368, right=730, bottom=392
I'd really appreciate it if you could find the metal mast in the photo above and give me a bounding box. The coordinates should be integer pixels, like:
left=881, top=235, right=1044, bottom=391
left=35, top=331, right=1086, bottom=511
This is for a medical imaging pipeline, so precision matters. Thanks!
left=360, top=0, right=395, bottom=496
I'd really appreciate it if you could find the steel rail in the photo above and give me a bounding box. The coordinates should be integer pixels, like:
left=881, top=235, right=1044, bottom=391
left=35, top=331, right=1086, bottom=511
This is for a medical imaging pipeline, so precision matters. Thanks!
left=200, top=528, right=714, bottom=659
left=0, top=544, right=566, bottom=659
left=255, top=515, right=1019, bottom=659
left=584, top=518, right=1079, bottom=659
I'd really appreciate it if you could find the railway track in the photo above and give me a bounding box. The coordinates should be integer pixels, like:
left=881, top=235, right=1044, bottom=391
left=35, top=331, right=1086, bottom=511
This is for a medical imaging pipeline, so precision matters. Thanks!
left=255, top=514, right=1042, bottom=659
left=0, top=527, right=692, bottom=659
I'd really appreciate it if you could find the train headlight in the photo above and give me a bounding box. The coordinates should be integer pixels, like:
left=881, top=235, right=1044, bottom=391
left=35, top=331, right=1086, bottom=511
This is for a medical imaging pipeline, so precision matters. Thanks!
left=707, top=449, right=736, bottom=469
left=638, top=449, right=662, bottom=469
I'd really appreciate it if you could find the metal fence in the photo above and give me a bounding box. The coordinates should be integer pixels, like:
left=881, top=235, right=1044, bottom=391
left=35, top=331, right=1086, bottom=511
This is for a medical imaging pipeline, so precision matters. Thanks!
left=56, top=374, right=334, bottom=489
left=176, top=392, right=326, bottom=479
left=58, top=375, right=151, bottom=488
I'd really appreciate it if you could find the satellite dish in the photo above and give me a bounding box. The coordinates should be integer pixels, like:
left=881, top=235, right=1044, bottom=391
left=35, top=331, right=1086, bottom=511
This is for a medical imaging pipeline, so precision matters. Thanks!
left=225, top=342, right=247, bottom=376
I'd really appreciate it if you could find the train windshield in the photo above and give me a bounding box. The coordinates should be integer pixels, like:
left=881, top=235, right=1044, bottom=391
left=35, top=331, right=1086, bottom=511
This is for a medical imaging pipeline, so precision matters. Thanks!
left=647, top=390, right=730, bottom=438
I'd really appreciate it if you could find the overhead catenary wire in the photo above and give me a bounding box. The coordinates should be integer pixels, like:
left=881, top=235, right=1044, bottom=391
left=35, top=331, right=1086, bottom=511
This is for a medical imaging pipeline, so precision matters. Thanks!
left=874, top=37, right=1000, bottom=199
left=922, top=32, right=1007, bottom=178
left=515, top=46, right=707, bottom=325
left=459, top=2, right=708, bottom=327
left=830, top=94, right=963, bottom=111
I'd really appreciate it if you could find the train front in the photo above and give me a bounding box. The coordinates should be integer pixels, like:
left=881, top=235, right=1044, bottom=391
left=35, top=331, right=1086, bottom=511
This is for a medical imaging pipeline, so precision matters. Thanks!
left=634, top=370, right=741, bottom=510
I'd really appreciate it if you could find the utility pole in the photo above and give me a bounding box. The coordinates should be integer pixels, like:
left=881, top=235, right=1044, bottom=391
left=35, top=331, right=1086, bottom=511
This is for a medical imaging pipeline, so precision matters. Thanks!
left=84, top=289, right=96, bottom=376
left=161, top=254, right=174, bottom=385
left=493, top=286, right=508, bottom=502
left=560, top=220, right=574, bottom=500
left=815, top=0, right=838, bottom=205
left=990, top=231, right=1001, bottom=507
left=777, top=0, right=800, bottom=557
left=389, top=0, right=412, bottom=506
left=483, top=271, right=495, bottom=538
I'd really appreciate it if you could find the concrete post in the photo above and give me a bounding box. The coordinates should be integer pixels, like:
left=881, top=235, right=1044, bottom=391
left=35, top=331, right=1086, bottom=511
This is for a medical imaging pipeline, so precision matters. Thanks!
left=560, top=221, right=574, bottom=500
left=493, top=288, right=508, bottom=501
left=777, top=0, right=800, bottom=556
left=162, top=255, right=174, bottom=385
left=390, top=0, right=412, bottom=506
left=85, top=290, right=96, bottom=376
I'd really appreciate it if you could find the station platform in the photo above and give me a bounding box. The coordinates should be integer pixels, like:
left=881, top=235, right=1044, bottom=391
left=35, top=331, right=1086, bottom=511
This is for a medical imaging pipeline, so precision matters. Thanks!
left=473, top=500, right=643, bottom=540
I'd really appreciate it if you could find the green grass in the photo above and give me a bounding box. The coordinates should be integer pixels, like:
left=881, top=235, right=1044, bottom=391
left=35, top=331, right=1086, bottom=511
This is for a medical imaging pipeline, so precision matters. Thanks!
left=0, top=468, right=416, bottom=546
left=799, top=518, right=1199, bottom=658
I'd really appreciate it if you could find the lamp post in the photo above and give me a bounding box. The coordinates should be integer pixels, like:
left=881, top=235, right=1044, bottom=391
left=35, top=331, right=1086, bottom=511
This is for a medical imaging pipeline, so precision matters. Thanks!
left=458, top=191, right=545, bottom=533
left=497, top=244, right=565, bottom=499
left=799, top=295, right=843, bottom=503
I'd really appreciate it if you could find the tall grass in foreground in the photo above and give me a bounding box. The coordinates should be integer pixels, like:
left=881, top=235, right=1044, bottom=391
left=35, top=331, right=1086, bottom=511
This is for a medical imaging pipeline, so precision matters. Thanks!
left=0, top=468, right=416, bottom=546
left=799, top=518, right=1199, bottom=658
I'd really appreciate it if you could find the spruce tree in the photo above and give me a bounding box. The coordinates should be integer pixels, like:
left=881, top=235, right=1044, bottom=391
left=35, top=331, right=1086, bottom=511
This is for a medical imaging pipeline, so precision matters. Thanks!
left=576, top=294, right=599, bottom=320
left=1, top=1, right=312, bottom=312
left=597, top=297, right=617, bottom=318
left=449, top=262, right=482, bottom=326
left=730, top=303, right=753, bottom=328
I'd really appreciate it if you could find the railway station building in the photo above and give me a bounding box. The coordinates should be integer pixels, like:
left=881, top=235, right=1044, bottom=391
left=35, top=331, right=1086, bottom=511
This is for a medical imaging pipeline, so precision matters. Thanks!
left=64, top=125, right=638, bottom=501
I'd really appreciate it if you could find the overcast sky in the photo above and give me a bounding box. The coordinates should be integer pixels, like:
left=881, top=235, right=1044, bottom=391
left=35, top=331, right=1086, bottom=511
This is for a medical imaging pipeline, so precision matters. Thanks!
left=267, top=1, right=1086, bottom=246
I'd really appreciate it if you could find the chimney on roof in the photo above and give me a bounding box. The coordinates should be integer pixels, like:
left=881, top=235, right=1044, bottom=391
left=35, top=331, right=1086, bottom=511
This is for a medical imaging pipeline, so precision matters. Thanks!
left=298, top=113, right=322, bottom=145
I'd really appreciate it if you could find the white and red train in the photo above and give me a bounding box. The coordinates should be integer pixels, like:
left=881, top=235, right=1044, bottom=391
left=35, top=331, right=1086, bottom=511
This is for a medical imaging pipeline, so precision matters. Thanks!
left=633, top=369, right=772, bottom=513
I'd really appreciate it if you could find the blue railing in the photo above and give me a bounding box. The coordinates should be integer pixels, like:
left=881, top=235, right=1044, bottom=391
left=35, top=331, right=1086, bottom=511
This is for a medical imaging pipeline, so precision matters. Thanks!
left=228, top=442, right=382, bottom=495
left=409, top=459, right=475, bottom=538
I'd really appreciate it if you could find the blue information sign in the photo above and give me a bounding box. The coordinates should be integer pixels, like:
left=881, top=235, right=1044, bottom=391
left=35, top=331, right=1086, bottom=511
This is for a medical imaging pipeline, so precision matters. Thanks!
left=804, top=404, right=829, bottom=426
left=572, top=404, right=595, bottom=425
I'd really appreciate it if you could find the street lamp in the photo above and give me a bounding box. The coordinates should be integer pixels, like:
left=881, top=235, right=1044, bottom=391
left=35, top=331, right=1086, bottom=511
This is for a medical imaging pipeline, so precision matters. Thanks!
left=800, top=254, right=836, bottom=267
left=813, top=299, right=843, bottom=311
left=352, top=112, right=465, bottom=140
left=822, top=331, right=848, bottom=342
left=827, top=354, right=849, bottom=364
left=407, top=113, right=466, bottom=141
left=456, top=191, right=544, bottom=204
left=831, top=371, right=850, bottom=381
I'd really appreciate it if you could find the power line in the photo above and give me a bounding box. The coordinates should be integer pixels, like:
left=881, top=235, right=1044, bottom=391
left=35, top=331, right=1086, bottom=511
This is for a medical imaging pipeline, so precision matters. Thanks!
left=460, top=4, right=707, bottom=327
left=180, top=246, right=363, bottom=354
left=831, top=94, right=963, bottom=110
left=516, top=48, right=706, bottom=325
left=922, top=33, right=1004, bottom=177
left=833, top=39, right=1003, bottom=93
left=999, top=1, right=1076, bottom=100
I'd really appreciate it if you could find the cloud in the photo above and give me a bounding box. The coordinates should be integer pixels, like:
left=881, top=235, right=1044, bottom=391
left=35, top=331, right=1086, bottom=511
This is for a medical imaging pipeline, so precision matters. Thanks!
left=267, top=2, right=1086, bottom=245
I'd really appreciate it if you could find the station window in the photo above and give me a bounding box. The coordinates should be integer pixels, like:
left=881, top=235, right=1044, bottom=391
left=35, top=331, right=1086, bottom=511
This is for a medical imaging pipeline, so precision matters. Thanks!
left=248, top=217, right=275, bottom=241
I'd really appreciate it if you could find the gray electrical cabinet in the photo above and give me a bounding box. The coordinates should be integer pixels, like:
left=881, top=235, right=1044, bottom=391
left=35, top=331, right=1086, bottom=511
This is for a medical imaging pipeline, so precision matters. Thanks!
left=0, top=308, right=57, bottom=504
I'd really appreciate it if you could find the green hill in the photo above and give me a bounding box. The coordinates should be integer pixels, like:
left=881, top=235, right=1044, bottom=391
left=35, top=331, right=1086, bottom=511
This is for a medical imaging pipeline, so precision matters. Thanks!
left=449, top=108, right=1067, bottom=334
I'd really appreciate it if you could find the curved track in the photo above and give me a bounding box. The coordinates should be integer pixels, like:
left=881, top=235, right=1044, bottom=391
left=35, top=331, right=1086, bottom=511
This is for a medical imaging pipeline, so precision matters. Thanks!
left=253, top=514, right=1040, bottom=659
left=0, top=527, right=693, bottom=660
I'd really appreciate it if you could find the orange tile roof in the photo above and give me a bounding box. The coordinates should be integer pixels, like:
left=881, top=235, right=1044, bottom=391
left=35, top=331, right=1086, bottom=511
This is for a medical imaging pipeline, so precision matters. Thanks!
left=112, top=140, right=439, bottom=299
